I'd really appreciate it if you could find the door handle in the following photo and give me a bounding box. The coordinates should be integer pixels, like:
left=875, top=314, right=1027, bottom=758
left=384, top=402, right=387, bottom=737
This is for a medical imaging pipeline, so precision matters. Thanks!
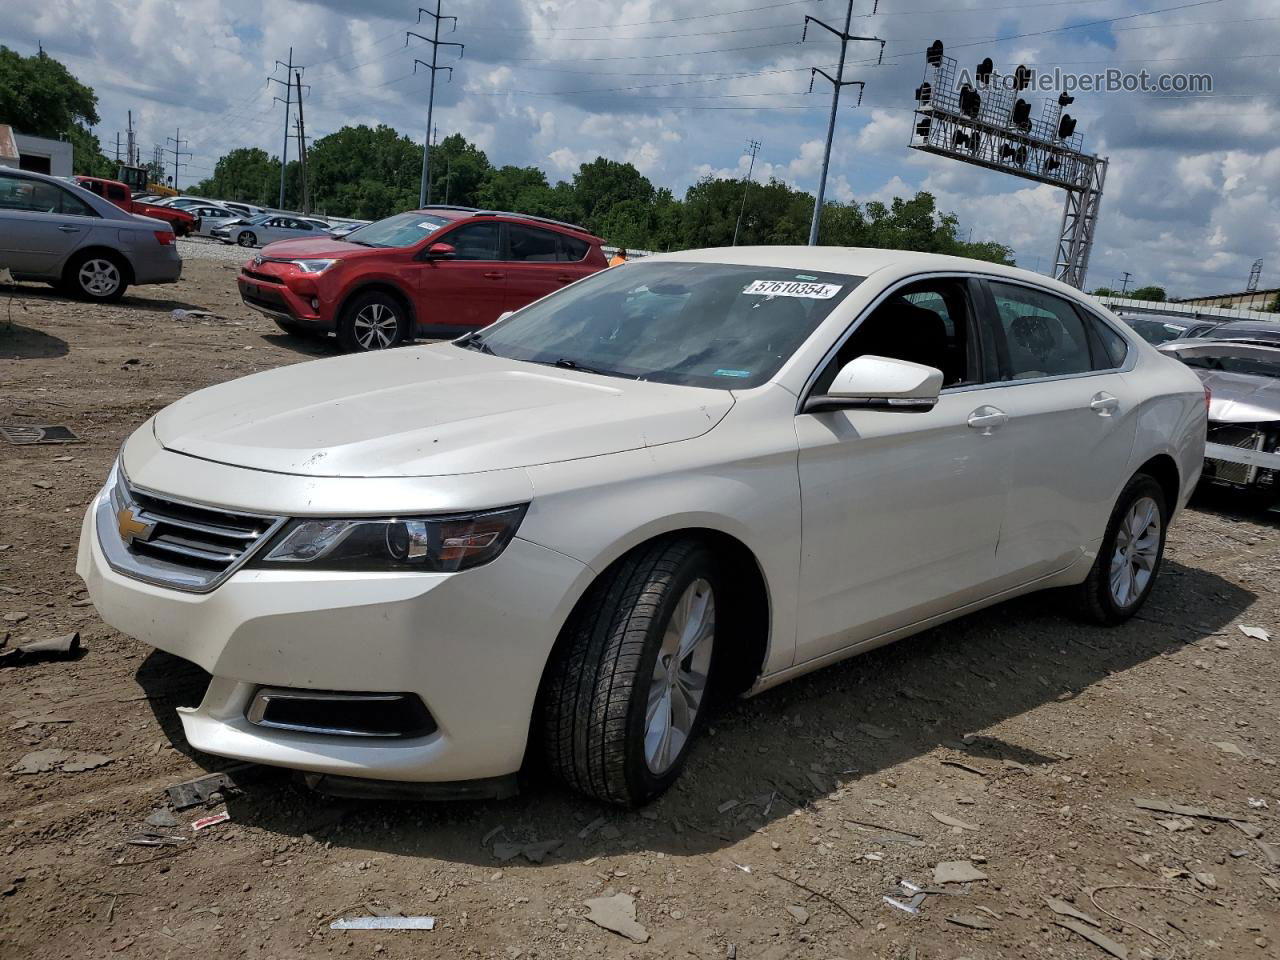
left=1090, top=392, right=1119, bottom=416
left=58, top=225, right=81, bottom=233
left=967, top=406, right=1008, bottom=434
left=556, top=274, right=574, bottom=283
left=482, top=271, right=505, bottom=280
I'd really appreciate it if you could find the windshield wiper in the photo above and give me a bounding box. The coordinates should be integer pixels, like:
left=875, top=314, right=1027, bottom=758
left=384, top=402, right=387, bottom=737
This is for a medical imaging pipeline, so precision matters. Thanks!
left=551, top=358, right=637, bottom=379
left=457, top=333, right=495, bottom=355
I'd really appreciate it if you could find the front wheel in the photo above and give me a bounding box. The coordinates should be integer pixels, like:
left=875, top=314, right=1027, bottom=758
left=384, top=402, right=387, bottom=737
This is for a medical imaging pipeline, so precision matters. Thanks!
left=237, top=232, right=257, bottom=247
left=338, top=291, right=411, bottom=352
left=1073, top=473, right=1167, bottom=624
left=541, top=537, right=721, bottom=806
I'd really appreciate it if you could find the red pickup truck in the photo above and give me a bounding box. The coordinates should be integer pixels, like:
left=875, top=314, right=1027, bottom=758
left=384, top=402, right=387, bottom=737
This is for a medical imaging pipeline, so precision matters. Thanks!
left=74, top=176, right=197, bottom=237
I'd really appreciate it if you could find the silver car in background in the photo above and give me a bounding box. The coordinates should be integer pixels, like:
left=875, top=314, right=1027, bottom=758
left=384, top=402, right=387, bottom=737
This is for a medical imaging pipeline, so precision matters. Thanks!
left=1159, top=334, right=1280, bottom=505
left=214, top=213, right=327, bottom=248
left=0, top=166, right=181, bottom=302
left=188, top=203, right=243, bottom=239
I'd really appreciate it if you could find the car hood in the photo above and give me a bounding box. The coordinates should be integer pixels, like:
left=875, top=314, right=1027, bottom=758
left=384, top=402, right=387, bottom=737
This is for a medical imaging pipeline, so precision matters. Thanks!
left=1198, top=370, right=1280, bottom=424
left=258, top=236, right=376, bottom=259
left=152, top=344, right=735, bottom=477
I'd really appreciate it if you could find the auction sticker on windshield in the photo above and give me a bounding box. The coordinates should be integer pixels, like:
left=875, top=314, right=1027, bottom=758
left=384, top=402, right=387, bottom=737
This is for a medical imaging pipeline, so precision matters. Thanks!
left=743, top=279, right=842, bottom=299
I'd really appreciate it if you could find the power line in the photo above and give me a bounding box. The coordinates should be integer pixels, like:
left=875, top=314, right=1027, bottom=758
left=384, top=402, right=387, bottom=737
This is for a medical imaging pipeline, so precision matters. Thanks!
left=268, top=49, right=308, bottom=209
left=164, top=128, right=191, bottom=191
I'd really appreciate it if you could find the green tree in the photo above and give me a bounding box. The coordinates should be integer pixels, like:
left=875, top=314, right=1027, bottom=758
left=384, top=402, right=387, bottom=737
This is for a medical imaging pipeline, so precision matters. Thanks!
left=572, top=157, right=655, bottom=234
left=306, top=125, right=419, bottom=218
left=1269, top=293, right=1280, bottom=313
left=1091, top=287, right=1119, bottom=297
left=1130, top=285, right=1168, bottom=302
left=427, top=134, right=491, bottom=207
left=475, top=164, right=547, bottom=211
left=0, top=47, right=112, bottom=176
left=191, top=147, right=279, bottom=205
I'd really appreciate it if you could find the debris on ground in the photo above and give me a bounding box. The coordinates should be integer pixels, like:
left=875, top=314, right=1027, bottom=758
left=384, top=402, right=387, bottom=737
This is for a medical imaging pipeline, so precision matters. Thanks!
left=1043, top=896, right=1101, bottom=926
left=166, top=764, right=265, bottom=809
left=0, top=631, right=81, bottom=667
left=855, top=722, right=895, bottom=740
left=946, top=913, right=994, bottom=930
left=934, top=860, right=988, bottom=884
left=930, top=811, right=978, bottom=831
left=330, top=916, right=436, bottom=930
left=1055, top=918, right=1129, bottom=959
left=1237, top=624, right=1270, bottom=641
left=1133, top=798, right=1241, bottom=822
left=192, top=811, right=231, bottom=831
left=582, top=893, right=649, bottom=943
left=0, top=424, right=81, bottom=445
left=11, top=749, right=112, bottom=774
left=145, top=810, right=178, bottom=829
left=492, top=838, right=563, bottom=864
left=126, top=833, right=184, bottom=847
left=784, top=905, right=809, bottom=924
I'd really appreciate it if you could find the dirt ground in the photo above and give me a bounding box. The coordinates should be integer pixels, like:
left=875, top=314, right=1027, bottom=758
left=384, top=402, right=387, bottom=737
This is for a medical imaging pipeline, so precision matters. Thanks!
left=1, top=250, right=1278, bottom=960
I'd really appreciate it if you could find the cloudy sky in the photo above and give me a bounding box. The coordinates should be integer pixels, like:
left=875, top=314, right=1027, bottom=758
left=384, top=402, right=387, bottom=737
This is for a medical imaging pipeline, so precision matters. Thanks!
left=8, top=0, right=1279, bottom=295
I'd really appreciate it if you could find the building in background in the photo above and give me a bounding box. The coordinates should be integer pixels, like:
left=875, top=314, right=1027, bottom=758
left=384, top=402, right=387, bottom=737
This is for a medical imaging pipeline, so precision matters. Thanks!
left=0, top=124, right=73, bottom=177
left=1173, top=288, right=1280, bottom=313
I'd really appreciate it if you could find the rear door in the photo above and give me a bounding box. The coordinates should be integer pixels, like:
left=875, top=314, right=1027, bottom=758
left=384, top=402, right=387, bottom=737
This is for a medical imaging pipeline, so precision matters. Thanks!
left=0, top=173, right=98, bottom=278
left=417, top=221, right=508, bottom=329
left=502, top=223, right=580, bottom=310
left=974, top=278, right=1138, bottom=586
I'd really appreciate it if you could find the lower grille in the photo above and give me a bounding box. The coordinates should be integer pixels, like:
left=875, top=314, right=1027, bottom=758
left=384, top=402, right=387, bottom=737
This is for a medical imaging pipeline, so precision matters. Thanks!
left=247, top=688, right=437, bottom=738
left=97, top=462, right=285, bottom=592
left=1206, top=424, right=1265, bottom=486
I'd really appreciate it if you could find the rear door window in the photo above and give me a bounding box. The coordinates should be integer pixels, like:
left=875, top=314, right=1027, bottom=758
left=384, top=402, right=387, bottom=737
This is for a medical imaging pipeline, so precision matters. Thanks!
left=985, top=281, right=1094, bottom=380
left=558, top=234, right=590, bottom=262
left=507, top=224, right=560, bottom=262
left=445, top=222, right=501, bottom=261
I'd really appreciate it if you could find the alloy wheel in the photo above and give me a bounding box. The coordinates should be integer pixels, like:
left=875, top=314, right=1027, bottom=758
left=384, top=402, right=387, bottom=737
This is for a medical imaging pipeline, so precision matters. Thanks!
left=78, top=259, right=121, bottom=298
left=643, top=578, right=716, bottom=775
left=1109, top=495, right=1160, bottom=607
left=352, top=302, right=401, bottom=350
left=237, top=233, right=256, bottom=247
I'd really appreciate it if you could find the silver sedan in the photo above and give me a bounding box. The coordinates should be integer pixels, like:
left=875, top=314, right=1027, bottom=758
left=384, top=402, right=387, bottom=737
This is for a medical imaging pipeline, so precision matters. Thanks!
left=216, top=214, right=327, bottom=247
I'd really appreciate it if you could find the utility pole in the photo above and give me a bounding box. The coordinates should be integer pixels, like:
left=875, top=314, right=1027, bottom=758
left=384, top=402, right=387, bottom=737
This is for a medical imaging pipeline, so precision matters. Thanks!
left=1120, top=271, right=1133, bottom=295
left=732, top=139, right=762, bottom=247
left=126, top=110, right=136, bottom=167
left=268, top=49, right=307, bottom=210
left=408, top=3, right=464, bottom=208
left=802, top=0, right=883, bottom=245
left=294, top=69, right=311, bottom=214
left=165, top=128, right=191, bottom=191
left=114, top=132, right=122, bottom=164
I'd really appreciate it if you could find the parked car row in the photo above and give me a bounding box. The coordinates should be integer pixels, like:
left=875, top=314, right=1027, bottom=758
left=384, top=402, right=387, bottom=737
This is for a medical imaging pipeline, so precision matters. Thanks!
left=0, top=166, right=181, bottom=301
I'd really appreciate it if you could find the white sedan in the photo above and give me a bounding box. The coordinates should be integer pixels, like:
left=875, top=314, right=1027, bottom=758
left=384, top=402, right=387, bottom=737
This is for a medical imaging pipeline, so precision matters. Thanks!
left=77, top=248, right=1207, bottom=806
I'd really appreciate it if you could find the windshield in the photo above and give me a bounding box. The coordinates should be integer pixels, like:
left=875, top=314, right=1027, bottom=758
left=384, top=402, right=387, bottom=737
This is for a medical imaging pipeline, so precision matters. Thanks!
left=244, top=213, right=272, bottom=224
left=1129, top=317, right=1189, bottom=344
left=345, top=212, right=451, bottom=248
left=464, top=261, right=862, bottom=389
left=1184, top=354, right=1280, bottom=379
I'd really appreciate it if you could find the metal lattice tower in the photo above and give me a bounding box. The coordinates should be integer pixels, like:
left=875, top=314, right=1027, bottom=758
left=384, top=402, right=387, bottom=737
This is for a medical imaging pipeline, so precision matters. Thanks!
left=1247, top=258, right=1263, bottom=293
left=408, top=3, right=464, bottom=208
left=908, top=50, right=1107, bottom=288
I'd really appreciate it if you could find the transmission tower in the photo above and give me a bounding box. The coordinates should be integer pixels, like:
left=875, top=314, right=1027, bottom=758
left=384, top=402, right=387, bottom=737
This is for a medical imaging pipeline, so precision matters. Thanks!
left=268, top=49, right=308, bottom=209
left=165, top=129, right=191, bottom=191
left=732, top=139, right=762, bottom=247
left=294, top=70, right=312, bottom=214
left=1247, top=258, right=1263, bottom=293
left=407, top=2, right=464, bottom=207
left=802, top=0, right=882, bottom=245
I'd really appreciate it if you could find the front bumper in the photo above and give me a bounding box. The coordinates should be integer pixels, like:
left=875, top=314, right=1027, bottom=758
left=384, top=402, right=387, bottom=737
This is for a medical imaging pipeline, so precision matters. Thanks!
left=77, top=488, right=589, bottom=784
left=237, top=272, right=332, bottom=329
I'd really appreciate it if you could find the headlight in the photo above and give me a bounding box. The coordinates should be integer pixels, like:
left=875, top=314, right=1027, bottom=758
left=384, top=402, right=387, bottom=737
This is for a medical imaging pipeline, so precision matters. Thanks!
left=288, top=258, right=339, bottom=274
left=249, top=506, right=528, bottom=572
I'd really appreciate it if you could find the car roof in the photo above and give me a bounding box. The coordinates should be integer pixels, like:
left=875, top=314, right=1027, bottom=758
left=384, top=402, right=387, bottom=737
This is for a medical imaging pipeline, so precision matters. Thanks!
left=1212, top=321, right=1280, bottom=335
left=414, top=206, right=603, bottom=242
left=642, top=246, right=1094, bottom=299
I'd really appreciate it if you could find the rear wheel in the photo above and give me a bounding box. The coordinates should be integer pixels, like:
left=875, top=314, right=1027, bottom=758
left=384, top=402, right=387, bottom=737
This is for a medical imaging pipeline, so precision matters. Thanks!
left=1073, top=474, right=1167, bottom=624
left=237, top=231, right=257, bottom=247
left=338, top=291, right=411, bottom=352
left=541, top=537, right=721, bottom=806
left=64, top=252, right=128, bottom=303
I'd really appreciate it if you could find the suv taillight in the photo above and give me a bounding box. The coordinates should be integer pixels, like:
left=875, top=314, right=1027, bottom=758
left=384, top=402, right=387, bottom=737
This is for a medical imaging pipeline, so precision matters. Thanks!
left=154, top=231, right=174, bottom=245
left=1204, top=384, right=1212, bottom=414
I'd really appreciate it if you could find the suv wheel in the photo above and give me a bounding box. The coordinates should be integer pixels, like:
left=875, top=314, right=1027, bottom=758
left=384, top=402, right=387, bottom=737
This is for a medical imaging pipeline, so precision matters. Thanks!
left=65, top=252, right=127, bottom=303
left=541, top=537, right=721, bottom=806
left=339, top=291, right=411, bottom=352
left=1073, top=473, right=1167, bottom=624
left=237, top=232, right=257, bottom=247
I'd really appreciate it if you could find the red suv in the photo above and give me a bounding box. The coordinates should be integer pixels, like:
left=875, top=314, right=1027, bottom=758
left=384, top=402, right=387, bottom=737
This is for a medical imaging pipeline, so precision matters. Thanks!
left=237, top=207, right=609, bottom=351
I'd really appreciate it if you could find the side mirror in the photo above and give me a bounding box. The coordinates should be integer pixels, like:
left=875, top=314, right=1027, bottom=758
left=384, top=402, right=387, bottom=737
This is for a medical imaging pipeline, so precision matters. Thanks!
left=423, top=242, right=456, bottom=260
left=804, top=355, right=943, bottom=413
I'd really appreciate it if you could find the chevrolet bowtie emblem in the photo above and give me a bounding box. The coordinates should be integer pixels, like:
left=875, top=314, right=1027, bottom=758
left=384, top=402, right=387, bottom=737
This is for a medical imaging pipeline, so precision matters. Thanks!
left=116, top=506, right=155, bottom=546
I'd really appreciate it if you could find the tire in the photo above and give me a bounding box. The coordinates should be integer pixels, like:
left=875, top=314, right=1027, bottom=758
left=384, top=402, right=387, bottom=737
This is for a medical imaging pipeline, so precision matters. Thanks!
left=541, top=536, right=722, bottom=807
left=272, top=317, right=327, bottom=340
left=1073, top=473, right=1168, bottom=625
left=237, top=231, right=257, bottom=247
left=338, top=290, right=411, bottom=352
left=64, top=251, right=128, bottom=303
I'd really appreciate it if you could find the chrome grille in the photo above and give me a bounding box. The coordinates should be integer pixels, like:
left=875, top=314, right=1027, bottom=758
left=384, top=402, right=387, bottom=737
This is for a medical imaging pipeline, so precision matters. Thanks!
left=1206, top=424, right=1264, bottom=486
left=96, top=462, right=285, bottom=592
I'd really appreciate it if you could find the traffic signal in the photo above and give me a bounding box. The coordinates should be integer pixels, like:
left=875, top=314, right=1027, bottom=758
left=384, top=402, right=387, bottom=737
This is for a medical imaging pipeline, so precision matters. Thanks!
left=1011, top=99, right=1032, bottom=131
left=915, top=117, right=932, bottom=138
left=1014, top=64, right=1032, bottom=91
left=959, top=83, right=981, bottom=118
left=1058, top=92, right=1074, bottom=107
left=927, top=40, right=944, bottom=66
left=915, top=82, right=932, bottom=104
left=1058, top=114, right=1077, bottom=139
left=976, top=58, right=993, bottom=85
left=1001, top=143, right=1028, bottom=165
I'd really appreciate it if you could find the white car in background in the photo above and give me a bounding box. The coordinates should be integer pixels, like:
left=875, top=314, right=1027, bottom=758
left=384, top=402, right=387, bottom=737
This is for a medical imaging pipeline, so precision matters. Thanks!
left=213, top=213, right=328, bottom=247
left=186, top=202, right=243, bottom=239
left=78, top=248, right=1206, bottom=806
